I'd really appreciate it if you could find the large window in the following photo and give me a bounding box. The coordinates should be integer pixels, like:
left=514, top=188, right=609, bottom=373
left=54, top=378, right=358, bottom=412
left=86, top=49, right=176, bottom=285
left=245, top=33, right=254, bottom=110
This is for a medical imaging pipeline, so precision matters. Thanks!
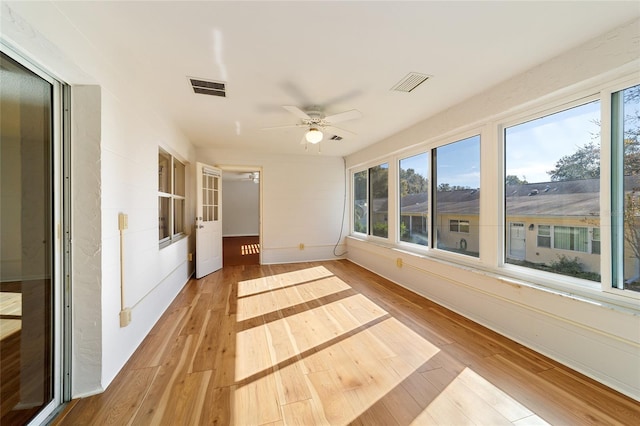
left=158, top=149, right=185, bottom=245
left=348, top=75, right=639, bottom=298
left=399, top=152, right=429, bottom=246
left=613, top=84, right=640, bottom=292
left=505, top=101, right=601, bottom=282
left=434, top=135, right=480, bottom=257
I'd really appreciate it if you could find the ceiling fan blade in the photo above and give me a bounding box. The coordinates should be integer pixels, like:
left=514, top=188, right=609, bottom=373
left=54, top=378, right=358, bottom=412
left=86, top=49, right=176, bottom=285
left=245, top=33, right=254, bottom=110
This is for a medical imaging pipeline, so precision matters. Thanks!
left=324, top=109, right=362, bottom=124
left=326, top=125, right=356, bottom=138
left=283, top=105, right=311, bottom=120
left=261, top=123, right=304, bottom=130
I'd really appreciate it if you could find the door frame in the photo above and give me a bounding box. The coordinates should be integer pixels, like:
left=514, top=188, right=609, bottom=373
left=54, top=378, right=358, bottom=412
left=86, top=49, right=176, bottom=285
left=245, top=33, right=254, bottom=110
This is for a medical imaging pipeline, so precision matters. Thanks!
left=218, top=165, right=263, bottom=265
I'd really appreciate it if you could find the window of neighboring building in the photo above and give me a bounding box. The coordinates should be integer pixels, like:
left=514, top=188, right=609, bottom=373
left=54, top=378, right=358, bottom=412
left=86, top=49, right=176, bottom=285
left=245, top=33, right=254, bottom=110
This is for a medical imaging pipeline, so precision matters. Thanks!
left=449, top=219, right=470, bottom=233
left=353, top=170, right=368, bottom=234
left=537, top=225, right=551, bottom=248
left=370, top=163, right=389, bottom=238
left=592, top=227, right=600, bottom=255
left=434, top=135, right=480, bottom=257
left=399, top=152, right=429, bottom=246
left=158, top=148, right=185, bottom=245
left=505, top=100, right=601, bottom=282
left=554, top=226, right=589, bottom=253
left=612, top=84, right=640, bottom=292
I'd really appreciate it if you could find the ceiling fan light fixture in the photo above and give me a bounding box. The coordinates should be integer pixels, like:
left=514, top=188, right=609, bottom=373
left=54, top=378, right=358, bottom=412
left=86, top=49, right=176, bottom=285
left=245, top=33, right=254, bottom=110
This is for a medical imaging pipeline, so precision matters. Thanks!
left=305, top=128, right=323, bottom=144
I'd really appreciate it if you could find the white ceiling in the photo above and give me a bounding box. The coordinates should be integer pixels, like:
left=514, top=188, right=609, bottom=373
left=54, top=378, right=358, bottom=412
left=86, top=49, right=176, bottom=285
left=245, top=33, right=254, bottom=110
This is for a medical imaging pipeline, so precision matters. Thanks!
left=11, top=1, right=640, bottom=157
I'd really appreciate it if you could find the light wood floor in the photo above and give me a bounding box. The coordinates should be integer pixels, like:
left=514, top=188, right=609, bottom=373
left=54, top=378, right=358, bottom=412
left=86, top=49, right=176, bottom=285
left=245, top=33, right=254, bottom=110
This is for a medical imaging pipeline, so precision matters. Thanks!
left=55, top=261, right=639, bottom=425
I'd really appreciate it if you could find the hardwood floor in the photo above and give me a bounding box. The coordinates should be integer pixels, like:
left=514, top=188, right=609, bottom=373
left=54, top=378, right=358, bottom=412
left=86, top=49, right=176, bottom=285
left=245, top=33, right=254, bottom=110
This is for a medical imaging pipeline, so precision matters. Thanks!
left=223, top=236, right=260, bottom=267
left=54, top=261, right=639, bottom=425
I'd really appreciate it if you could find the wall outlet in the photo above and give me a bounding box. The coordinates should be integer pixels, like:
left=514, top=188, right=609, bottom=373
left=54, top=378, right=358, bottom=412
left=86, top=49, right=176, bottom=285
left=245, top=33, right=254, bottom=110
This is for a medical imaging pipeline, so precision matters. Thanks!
left=119, top=308, right=132, bottom=327
left=299, top=243, right=305, bottom=250
left=396, top=258, right=403, bottom=268
left=188, top=253, right=193, bottom=262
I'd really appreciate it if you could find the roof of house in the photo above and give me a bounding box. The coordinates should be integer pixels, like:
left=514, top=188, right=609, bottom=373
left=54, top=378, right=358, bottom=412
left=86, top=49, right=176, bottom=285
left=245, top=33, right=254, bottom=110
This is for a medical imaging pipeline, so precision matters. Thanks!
left=392, top=176, right=639, bottom=217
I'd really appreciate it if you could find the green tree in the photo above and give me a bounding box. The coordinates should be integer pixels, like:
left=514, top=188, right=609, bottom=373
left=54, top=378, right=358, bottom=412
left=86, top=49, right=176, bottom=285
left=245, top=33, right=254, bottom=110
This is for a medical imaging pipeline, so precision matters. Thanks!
left=547, top=141, right=601, bottom=181
left=399, top=167, right=428, bottom=197
left=505, top=175, right=528, bottom=185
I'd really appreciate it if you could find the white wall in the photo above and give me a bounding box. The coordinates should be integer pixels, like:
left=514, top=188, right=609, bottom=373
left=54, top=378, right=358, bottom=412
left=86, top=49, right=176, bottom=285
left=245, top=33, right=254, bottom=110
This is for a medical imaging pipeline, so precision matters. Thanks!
left=345, top=20, right=640, bottom=400
left=222, top=179, right=259, bottom=237
left=198, top=149, right=348, bottom=264
left=1, top=2, right=197, bottom=396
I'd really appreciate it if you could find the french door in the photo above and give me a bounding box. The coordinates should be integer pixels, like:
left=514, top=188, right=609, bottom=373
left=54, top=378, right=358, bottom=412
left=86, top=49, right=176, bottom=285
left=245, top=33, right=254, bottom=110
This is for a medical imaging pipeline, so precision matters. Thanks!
left=0, top=48, right=66, bottom=425
left=196, top=163, right=223, bottom=278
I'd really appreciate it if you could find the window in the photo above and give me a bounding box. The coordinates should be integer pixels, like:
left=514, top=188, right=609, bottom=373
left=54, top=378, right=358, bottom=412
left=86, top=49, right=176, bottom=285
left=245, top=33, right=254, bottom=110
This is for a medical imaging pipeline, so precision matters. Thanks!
left=370, top=164, right=389, bottom=238
left=612, top=84, right=640, bottom=292
left=158, top=148, right=186, bottom=245
left=353, top=170, right=368, bottom=234
left=434, top=135, right=480, bottom=256
left=537, top=225, right=551, bottom=248
left=505, top=101, right=601, bottom=281
left=399, top=152, right=429, bottom=246
left=592, top=228, right=600, bottom=255
left=449, top=219, right=470, bottom=233
left=554, top=226, right=588, bottom=253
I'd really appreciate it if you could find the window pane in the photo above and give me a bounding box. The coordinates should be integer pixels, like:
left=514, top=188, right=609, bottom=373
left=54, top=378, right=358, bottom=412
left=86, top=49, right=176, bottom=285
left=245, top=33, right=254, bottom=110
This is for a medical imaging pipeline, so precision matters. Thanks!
left=537, top=225, right=551, bottom=248
left=174, top=160, right=185, bottom=196
left=620, top=85, right=640, bottom=291
left=159, top=150, right=170, bottom=193
left=174, top=199, right=184, bottom=235
left=354, top=170, right=368, bottom=233
left=399, top=152, right=429, bottom=245
left=159, top=197, right=170, bottom=240
left=435, top=135, right=480, bottom=256
left=370, top=164, right=388, bottom=238
left=592, top=228, right=601, bottom=255
left=505, top=101, right=601, bottom=282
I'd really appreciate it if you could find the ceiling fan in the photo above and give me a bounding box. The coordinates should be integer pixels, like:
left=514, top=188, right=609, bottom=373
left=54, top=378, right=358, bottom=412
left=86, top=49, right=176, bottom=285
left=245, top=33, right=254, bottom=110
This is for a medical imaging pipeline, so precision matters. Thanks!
left=263, top=106, right=362, bottom=145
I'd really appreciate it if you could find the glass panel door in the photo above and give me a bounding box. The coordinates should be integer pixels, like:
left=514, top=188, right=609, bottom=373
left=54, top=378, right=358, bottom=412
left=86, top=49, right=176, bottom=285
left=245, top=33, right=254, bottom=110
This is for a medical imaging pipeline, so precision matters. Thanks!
left=0, top=51, right=56, bottom=425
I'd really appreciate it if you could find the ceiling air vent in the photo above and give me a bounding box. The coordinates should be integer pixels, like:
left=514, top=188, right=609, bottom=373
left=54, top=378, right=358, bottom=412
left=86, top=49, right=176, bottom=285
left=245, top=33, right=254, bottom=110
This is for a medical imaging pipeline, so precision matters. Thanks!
left=390, top=72, right=430, bottom=93
left=189, top=77, right=226, bottom=97
left=329, top=135, right=343, bottom=141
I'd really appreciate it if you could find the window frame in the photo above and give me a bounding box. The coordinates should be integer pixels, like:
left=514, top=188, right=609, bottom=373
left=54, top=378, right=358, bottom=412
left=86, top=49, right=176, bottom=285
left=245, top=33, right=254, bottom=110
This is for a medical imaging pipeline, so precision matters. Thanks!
left=158, top=147, right=186, bottom=247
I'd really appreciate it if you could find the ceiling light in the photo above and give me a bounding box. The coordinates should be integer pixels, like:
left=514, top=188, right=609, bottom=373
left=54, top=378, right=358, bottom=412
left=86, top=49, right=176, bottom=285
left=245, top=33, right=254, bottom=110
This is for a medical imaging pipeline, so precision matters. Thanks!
left=305, top=128, right=323, bottom=144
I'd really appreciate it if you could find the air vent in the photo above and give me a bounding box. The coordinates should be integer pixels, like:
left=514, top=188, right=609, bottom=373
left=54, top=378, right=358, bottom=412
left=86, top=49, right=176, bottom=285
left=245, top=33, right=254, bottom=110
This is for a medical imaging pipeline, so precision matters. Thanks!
left=329, top=135, right=343, bottom=141
left=189, top=77, right=226, bottom=97
left=390, top=72, right=430, bottom=93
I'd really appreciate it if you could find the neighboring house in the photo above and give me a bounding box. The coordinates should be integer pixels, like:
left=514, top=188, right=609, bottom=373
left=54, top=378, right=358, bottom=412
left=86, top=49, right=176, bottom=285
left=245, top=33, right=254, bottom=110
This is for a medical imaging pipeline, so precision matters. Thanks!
left=396, top=176, right=640, bottom=279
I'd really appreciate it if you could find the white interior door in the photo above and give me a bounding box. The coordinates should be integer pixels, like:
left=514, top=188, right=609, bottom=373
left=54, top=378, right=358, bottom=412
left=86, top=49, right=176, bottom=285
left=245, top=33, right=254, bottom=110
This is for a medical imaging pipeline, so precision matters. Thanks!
left=196, top=163, right=222, bottom=278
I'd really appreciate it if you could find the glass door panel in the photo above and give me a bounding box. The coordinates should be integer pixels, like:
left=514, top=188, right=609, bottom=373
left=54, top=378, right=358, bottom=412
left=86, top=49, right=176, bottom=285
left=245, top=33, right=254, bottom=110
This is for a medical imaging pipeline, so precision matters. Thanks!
left=0, top=51, right=55, bottom=425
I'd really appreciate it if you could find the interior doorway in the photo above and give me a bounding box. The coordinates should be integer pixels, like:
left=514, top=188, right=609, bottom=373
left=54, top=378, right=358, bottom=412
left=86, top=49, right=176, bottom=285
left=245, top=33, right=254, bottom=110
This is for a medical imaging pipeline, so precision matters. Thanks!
left=220, top=167, right=262, bottom=267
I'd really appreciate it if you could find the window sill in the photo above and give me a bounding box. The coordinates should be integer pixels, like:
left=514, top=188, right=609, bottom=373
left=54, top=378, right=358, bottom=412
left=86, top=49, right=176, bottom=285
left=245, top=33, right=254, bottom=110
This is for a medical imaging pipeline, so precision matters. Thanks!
left=159, top=233, right=186, bottom=250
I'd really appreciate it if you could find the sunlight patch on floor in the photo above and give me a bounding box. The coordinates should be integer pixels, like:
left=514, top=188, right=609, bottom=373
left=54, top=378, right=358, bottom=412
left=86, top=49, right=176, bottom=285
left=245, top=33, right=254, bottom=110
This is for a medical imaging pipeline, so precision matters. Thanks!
left=416, top=367, right=550, bottom=425
left=236, top=275, right=352, bottom=321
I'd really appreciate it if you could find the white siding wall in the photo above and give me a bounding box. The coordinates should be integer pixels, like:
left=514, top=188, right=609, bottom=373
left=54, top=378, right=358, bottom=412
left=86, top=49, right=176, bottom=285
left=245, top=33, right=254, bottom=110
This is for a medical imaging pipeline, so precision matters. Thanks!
left=2, top=2, right=197, bottom=395
left=198, top=149, right=348, bottom=264
left=222, top=179, right=260, bottom=237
